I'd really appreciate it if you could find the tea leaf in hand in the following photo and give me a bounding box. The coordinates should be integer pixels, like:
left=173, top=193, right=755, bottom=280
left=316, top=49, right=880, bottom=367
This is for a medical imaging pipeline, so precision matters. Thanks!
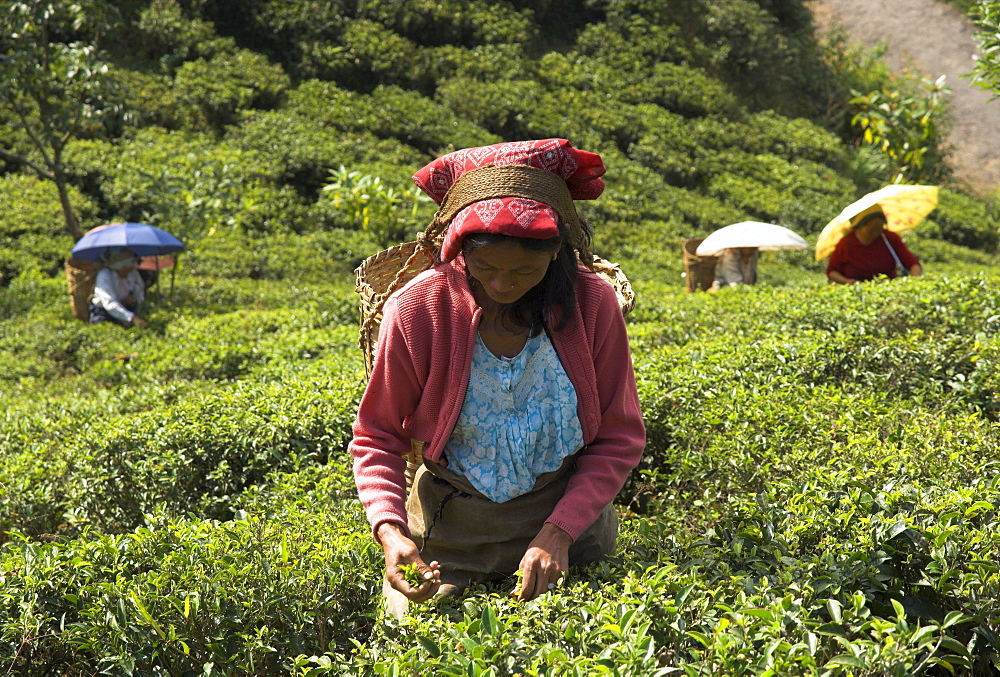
left=399, top=563, right=424, bottom=588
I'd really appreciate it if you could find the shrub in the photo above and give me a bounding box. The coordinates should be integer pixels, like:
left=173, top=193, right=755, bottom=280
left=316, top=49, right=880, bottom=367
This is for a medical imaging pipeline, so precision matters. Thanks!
left=327, top=19, right=427, bottom=92
left=1, top=490, right=382, bottom=674
left=574, top=13, right=710, bottom=72
left=537, top=52, right=738, bottom=120
left=238, top=1, right=349, bottom=79
left=0, top=369, right=363, bottom=537
left=0, top=174, right=97, bottom=280
left=850, top=75, right=953, bottom=185
left=170, top=49, right=291, bottom=132
left=94, top=127, right=315, bottom=244
left=969, top=0, right=1000, bottom=99
left=358, top=1, right=538, bottom=48
left=422, top=43, right=533, bottom=84
left=366, top=85, right=501, bottom=154
left=228, top=108, right=426, bottom=199
left=181, top=229, right=382, bottom=282
left=435, top=77, right=545, bottom=140
left=109, top=68, right=181, bottom=129
left=922, top=188, right=999, bottom=252
left=283, top=80, right=500, bottom=158
left=316, top=166, right=432, bottom=248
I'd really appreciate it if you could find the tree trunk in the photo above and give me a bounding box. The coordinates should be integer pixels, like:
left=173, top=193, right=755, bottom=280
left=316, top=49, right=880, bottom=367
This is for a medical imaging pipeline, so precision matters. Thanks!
left=54, top=167, right=83, bottom=241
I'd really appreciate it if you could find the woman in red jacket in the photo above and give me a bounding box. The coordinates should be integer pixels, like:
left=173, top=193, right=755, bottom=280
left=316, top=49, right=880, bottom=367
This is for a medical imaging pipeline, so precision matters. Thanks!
left=348, top=139, right=645, bottom=617
left=826, top=209, right=922, bottom=284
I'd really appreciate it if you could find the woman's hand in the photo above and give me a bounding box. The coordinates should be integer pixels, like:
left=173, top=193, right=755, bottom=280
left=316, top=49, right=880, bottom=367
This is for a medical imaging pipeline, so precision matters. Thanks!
left=826, top=271, right=855, bottom=285
left=513, top=522, right=572, bottom=602
left=377, top=522, right=441, bottom=602
left=131, top=316, right=148, bottom=328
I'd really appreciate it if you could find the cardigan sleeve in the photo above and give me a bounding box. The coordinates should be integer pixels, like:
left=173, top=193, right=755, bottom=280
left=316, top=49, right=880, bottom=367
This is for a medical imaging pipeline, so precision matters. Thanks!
left=545, top=283, right=646, bottom=540
left=349, top=296, right=424, bottom=539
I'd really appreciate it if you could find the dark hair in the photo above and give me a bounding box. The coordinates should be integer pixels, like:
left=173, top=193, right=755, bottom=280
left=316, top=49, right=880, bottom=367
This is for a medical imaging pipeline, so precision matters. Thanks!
left=461, top=221, right=580, bottom=336
left=853, top=210, right=886, bottom=229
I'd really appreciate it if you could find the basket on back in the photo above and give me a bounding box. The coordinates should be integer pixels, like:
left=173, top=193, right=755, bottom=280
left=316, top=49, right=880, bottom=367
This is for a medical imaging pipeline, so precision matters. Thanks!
left=65, top=258, right=98, bottom=321
left=682, top=238, right=718, bottom=293
left=355, top=241, right=635, bottom=378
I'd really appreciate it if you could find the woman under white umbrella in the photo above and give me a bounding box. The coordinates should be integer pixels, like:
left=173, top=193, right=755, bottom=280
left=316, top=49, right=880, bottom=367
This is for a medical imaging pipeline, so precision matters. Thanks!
left=695, top=221, right=808, bottom=290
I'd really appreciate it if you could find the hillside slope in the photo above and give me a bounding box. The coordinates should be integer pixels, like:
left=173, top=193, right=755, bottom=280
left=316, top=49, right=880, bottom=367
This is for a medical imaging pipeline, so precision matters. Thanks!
left=807, top=0, right=1000, bottom=195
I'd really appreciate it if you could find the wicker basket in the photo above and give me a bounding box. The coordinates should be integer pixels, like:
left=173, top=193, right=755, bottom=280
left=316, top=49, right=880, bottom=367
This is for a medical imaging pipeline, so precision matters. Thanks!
left=682, top=238, right=718, bottom=293
left=65, top=258, right=97, bottom=321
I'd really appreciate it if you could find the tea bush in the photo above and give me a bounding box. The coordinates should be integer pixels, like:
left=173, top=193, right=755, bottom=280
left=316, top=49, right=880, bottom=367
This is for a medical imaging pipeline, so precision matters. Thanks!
left=1, top=479, right=382, bottom=674
left=228, top=109, right=426, bottom=199
left=424, top=42, right=535, bottom=84
left=0, top=367, right=363, bottom=537
left=357, top=1, right=537, bottom=49
left=5, top=269, right=1000, bottom=674
left=169, top=48, right=291, bottom=132
left=922, top=188, right=1000, bottom=252
left=574, top=11, right=712, bottom=73
left=0, top=175, right=97, bottom=281
left=130, top=0, right=232, bottom=74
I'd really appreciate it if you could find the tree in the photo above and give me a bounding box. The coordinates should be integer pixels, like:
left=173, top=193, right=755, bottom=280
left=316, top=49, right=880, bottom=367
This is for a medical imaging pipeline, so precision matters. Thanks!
left=969, top=0, right=1000, bottom=100
left=850, top=75, right=952, bottom=185
left=0, top=1, right=124, bottom=240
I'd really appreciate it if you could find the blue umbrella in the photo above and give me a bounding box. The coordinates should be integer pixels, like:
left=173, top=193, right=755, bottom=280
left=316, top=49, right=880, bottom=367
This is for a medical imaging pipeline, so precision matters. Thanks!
left=70, top=222, right=185, bottom=261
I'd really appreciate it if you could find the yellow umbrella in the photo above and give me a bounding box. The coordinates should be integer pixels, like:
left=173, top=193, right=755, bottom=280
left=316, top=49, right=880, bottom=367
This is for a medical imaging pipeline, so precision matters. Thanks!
left=815, top=185, right=939, bottom=261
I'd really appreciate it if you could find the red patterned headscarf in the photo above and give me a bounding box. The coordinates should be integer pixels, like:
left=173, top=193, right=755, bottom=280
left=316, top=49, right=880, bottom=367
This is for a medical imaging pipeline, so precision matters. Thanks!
left=412, top=139, right=605, bottom=262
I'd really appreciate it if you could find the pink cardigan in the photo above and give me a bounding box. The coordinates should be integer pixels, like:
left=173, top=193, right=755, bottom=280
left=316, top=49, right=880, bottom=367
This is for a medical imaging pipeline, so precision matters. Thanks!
left=349, top=258, right=646, bottom=542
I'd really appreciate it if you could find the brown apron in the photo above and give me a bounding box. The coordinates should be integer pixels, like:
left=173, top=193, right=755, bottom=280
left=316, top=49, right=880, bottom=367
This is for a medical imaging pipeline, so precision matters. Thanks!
left=406, top=452, right=618, bottom=587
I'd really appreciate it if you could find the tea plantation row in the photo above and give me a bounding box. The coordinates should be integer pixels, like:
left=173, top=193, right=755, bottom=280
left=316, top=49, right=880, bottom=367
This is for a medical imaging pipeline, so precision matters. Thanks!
left=2, top=265, right=1000, bottom=674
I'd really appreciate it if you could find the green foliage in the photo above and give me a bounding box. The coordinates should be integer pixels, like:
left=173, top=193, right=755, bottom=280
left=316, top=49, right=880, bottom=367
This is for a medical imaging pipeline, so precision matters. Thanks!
left=435, top=77, right=544, bottom=140
left=922, top=188, right=1000, bottom=252
left=358, top=0, right=538, bottom=48
left=319, top=166, right=432, bottom=248
left=281, top=80, right=500, bottom=159
left=227, top=108, right=426, bottom=198
left=969, top=0, right=1000, bottom=99
left=422, top=42, right=533, bottom=84
left=0, top=174, right=97, bottom=281
left=6, top=265, right=1000, bottom=673
left=814, top=27, right=894, bottom=137
left=851, top=75, right=952, bottom=185
left=4, top=3, right=1000, bottom=674
left=170, top=49, right=290, bottom=132
left=132, top=0, right=228, bottom=73
left=91, top=127, right=311, bottom=241
left=1, top=493, right=381, bottom=674
left=701, top=0, right=798, bottom=106
left=537, top=52, right=739, bottom=120
left=182, top=229, right=382, bottom=281
left=326, top=18, right=427, bottom=92
left=0, top=0, right=126, bottom=238
left=0, top=2, right=125, bottom=141
left=574, top=12, right=710, bottom=72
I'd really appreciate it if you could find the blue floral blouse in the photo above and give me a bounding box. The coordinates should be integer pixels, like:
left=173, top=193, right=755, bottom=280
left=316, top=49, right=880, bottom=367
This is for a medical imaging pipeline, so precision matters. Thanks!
left=444, top=330, right=584, bottom=503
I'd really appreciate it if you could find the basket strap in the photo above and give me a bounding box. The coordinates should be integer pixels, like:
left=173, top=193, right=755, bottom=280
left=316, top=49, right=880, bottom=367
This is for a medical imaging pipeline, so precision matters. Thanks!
left=423, top=165, right=593, bottom=265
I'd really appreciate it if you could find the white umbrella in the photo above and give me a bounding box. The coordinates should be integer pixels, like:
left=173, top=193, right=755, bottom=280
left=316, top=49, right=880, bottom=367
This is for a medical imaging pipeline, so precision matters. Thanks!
left=695, top=221, right=809, bottom=257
